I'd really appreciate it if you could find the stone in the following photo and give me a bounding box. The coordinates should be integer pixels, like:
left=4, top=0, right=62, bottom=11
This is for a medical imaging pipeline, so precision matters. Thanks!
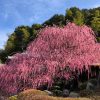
left=69, top=92, right=79, bottom=97
left=86, top=82, right=94, bottom=90
left=0, top=96, right=7, bottom=100
left=62, top=89, right=69, bottom=97
left=44, top=90, right=53, bottom=96
left=89, top=79, right=97, bottom=86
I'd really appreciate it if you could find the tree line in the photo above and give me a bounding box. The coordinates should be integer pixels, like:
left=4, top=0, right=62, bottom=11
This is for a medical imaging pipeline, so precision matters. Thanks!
left=0, top=7, right=100, bottom=63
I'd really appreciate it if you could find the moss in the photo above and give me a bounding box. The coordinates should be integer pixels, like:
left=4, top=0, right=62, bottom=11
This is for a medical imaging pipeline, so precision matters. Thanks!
left=8, top=95, right=18, bottom=100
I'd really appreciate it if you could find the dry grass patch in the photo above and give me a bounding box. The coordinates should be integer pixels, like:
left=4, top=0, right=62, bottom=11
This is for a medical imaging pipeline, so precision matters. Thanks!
left=9, top=89, right=92, bottom=100
left=17, top=89, right=48, bottom=100
left=18, top=95, right=91, bottom=100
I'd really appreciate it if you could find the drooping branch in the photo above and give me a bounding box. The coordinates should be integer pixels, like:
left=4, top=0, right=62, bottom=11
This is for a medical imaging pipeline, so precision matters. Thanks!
left=0, top=23, right=99, bottom=95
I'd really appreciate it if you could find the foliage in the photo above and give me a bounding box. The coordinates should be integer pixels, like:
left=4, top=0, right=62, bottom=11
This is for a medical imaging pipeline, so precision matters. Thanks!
left=5, top=26, right=32, bottom=53
left=0, top=24, right=42, bottom=63
left=79, top=82, right=87, bottom=90
left=0, top=49, right=8, bottom=63
left=0, top=23, right=99, bottom=95
left=43, top=14, right=65, bottom=26
left=51, top=76, right=78, bottom=95
left=90, top=10, right=100, bottom=36
left=79, top=90, right=93, bottom=97
left=32, top=24, right=42, bottom=30
left=65, top=7, right=84, bottom=25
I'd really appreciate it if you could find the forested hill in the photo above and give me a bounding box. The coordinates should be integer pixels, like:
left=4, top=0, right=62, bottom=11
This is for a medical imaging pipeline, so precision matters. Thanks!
left=0, top=7, right=100, bottom=63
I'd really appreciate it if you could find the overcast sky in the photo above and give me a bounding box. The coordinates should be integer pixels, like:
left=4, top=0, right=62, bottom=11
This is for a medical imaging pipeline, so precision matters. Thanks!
left=0, top=0, right=100, bottom=49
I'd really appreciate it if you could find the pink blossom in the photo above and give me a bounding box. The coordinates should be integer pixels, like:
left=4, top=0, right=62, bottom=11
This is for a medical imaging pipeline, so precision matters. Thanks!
left=0, top=23, right=100, bottom=95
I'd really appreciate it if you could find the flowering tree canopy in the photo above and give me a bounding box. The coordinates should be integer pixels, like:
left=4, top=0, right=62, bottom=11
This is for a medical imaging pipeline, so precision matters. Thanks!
left=0, top=23, right=100, bottom=95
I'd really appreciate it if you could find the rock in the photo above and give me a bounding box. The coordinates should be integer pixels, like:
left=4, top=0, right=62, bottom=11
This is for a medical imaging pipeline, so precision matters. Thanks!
left=0, top=96, right=7, bottom=100
left=44, top=90, right=53, bottom=96
left=86, top=82, right=94, bottom=90
left=69, top=92, right=79, bottom=97
left=89, top=79, right=97, bottom=86
left=62, top=89, right=69, bottom=97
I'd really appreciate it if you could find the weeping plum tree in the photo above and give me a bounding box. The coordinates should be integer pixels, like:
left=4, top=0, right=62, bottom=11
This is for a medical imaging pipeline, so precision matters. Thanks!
left=0, top=23, right=100, bottom=95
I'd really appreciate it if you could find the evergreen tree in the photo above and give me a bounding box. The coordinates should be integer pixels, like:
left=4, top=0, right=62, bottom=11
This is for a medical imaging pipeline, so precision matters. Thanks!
left=65, top=7, right=84, bottom=25
left=43, top=14, right=65, bottom=26
left=90, top=10, right=100, bottom=42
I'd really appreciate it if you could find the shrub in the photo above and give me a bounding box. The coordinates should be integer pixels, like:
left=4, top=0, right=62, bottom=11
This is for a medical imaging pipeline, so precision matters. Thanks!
left=79, top=90, right=94, bottom=97
left=79, top=82, right=87, bottom=90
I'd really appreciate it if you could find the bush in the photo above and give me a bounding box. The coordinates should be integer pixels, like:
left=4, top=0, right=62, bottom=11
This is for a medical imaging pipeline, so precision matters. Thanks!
left=80, top=89, right=94, bottom=97
left=79, top=82, right=87, bottom=90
